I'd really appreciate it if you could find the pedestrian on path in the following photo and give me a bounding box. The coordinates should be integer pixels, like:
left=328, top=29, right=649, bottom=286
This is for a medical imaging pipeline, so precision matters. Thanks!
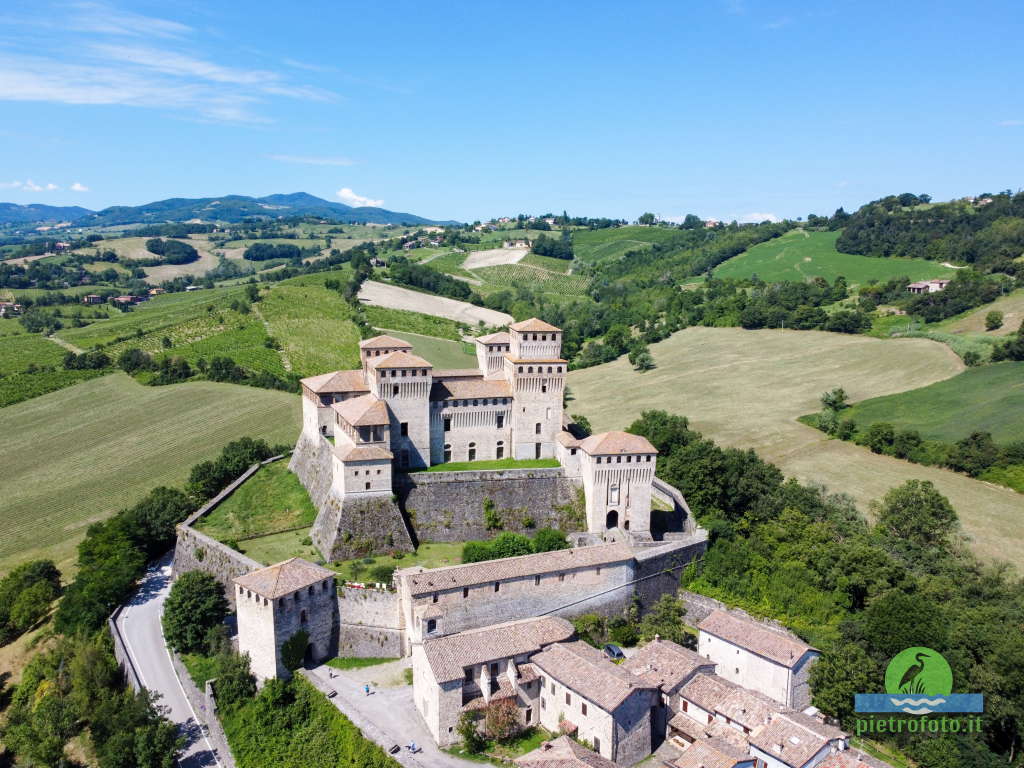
left=364, top=683, right=371, bottom=696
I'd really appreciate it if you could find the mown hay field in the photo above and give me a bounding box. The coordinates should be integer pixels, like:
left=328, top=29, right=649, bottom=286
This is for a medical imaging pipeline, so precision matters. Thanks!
left=714, top=229, right=953, bottom=284
left=568, top=327, right=1024, bottom=570
left=0, top=373, right=299, bottom=574
left=935, top=287, right=1024, bottom=337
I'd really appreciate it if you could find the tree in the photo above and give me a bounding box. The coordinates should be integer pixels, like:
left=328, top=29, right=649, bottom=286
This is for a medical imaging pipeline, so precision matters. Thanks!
left=820, top=387, right=848, bottom=411
left=985, top=311, right=1004, bottom=331
left=946, top=431, right=999, bottom=476
left=484, top=698, right=521, bottom=741
left=532, top=528, right=569, bottom=553
left=457, top=711, right=486, bottom=753
left=637, top=212, right=656, bottom=226
left=637, top=594, right=688, bottom=645
left=810, top=643, right=880, bottom=725
left=862, top=422, right=895, bottom=454
left=161, top=571, right=228, bottom=654
left=281, top=629, right=309, bottom=672
left=872, top=479, right=958, bottom=553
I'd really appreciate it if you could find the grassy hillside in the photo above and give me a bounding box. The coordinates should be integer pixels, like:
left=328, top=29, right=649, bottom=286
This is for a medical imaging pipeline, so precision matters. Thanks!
left=571, top=226, right=681, bottom=263
left=567, top=327, right=1024, bottom=570
left=935, top=287, right=1024, bottom=336
left=259, top=283, right=361, bottom=375
left=714, top=229, right=954, bottom=284
left=0, top=373, right=299, bottom=574
left=373, top=329, right=477, bottom=369
left=842, top=362, right=1024, bottom=443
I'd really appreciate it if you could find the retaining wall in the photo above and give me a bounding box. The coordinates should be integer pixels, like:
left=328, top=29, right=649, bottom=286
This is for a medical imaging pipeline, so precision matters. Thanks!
left=108, top=606, right=142, bottom=692
left=337, top=586, right=405, bottom=658
left=396, top=467, right=581, bottom=542
left=632, top=533, right=708, bottom=612
left=169, top=649, right=237, bottom=767
left=679, top=589, right=791, bottom=634
left=173, top=526, right=264, bottom=607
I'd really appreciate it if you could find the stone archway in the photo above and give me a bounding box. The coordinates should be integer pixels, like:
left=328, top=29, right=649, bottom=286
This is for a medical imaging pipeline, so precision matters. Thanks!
left=606, top=510, right=619, bottom=529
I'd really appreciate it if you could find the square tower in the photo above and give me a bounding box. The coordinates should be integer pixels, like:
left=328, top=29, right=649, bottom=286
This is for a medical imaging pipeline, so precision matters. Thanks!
left=577, top=431, right=658, bottom=534
left=505, top=318, right=565, bottom=460
left=234, top=558, right=337, bottom=680
left=369, top=350, right=433, bottom=469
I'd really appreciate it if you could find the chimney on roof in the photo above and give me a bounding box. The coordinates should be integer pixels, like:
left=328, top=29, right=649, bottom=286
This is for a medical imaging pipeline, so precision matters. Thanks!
left=654, top=634, right=661, bottom=643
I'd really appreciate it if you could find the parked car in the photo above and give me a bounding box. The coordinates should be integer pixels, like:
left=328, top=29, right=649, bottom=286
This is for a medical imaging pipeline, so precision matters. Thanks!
left=603, top=643, right=625, bottom=660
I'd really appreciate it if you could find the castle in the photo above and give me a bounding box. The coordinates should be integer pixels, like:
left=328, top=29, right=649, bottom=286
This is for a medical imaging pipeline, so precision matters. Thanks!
left=292, top=318, right=662, bottom=561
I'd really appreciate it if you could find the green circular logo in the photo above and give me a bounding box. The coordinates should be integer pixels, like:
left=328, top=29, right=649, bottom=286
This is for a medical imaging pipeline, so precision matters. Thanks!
left=885, top=647, right=953, bottom=696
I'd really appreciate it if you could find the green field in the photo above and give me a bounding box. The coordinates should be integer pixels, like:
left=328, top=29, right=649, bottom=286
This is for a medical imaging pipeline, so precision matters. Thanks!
left=473, top=263, right=591, bottom=296
left=362, top=305, right=465, bottom=340
left=0, top=334, right=65, bottom=374
left=714, top=229, right=954, bottom=284
left=258, top=283, right=361, bottom=376
left=330, top=542, right=464, bottom=577
left=519, top=252, right=572, bottom=273
left=567, top=327, right=1024, bottom=570
left=374, top=329, right=476, bottom=369
left=0, top=373, right=299, bottom=574
left=841, top=362, right=1024, bottom=443
left=571, top=226, right=681, bottom=263
left=194, top=461, right=316, bottom=541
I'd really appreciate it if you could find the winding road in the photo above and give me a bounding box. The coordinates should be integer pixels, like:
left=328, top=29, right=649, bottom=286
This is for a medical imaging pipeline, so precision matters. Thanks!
left=115, top=556, right=224, bottom=768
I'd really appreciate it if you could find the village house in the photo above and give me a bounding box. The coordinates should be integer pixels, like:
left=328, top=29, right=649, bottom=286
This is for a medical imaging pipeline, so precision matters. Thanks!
left=516, top=735, right=619, bottom=768
left=503, top=239, right=531, bottom=249
left=81, top=293, right=104, bottom=304
left=906, top=279, right=951, bottom=294
left=411, top=616, right=575, bottom=746
left=747, top=712, right=848, bottom=768
left=674, top=672, right=781, bottom=738
left=532, top=641, right=657, bottom=766
left=672, top=735, right=756, bottom=768
left=622, top=637, right=715, bottom=740
left=0, top=301, right=23, bottom=317
left=698, top=611, right=819, bottom=709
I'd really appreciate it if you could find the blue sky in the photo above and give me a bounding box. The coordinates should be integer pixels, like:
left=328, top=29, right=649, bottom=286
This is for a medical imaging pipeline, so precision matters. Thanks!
left=0, top=0, right=1021, bottom=222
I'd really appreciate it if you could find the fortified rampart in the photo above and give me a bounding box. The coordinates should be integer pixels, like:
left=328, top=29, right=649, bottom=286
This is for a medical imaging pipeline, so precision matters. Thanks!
left=173, top=526, right=265, bottom=608
left=336, top=586, right=404, bottom=658
left=395, top=467, right=581, bottom=542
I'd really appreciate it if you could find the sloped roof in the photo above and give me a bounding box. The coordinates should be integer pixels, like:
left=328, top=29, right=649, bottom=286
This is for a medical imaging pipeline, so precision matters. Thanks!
left=510, top=318, right=561, bottom=332
left=332, top=394, right=389, bottom=426
left=430, top=378, right=512, bottom=400
left=680, top=673, right=737, bottom=712
left=716, top=685, right=783, bottom=730
left=515, top=736, right=618, bottom=768
left=372, top=350, right=433, bottom=369
left=360, top=334, right=413, bottom=349
left=699, top=611, right=816, bottom=667
left=334, top=443, right=393, bottom=462
left=531, top=641, right=654, bottom=713
left=556, top=432, right=581, bottom=448
left=477, top=331, right=511, bottom=345
left=622, top=638, right=713, bottom=692
left=578, top=431, right=657, bottom=456
left=300, top=369, right=369, bottom=394
left=396, top=542, right=633, bottom=597
left=672, top=737, right=752, bottom=768
left=749, top=712, right=846, bottom=768
left=817, top=750, right=894, bottom=768
left=422, top=616, right=574, bottom=683
left=234, top=558, right=333, bottom=599
left=434, top=369, right=485, bottom=378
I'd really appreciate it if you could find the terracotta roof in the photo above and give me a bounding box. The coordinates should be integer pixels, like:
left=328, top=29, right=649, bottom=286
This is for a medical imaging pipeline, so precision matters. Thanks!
left=515, top=736, right=618, bottom=768
left=532, top=641, right=654, bottom=712
left=699, top=611, right=815, bottom=667
left=680, top=673, right=737, bottom=712
left=477, top=331, right=511, bottom=345
left=622, top=638, right=713, bottom=692
left=332, top=394, right=389, bottom=426
left=749, top=712, right=846, bottom=768
left=372, top=350, right=433, bottom=369
left=431, top=378, right=513, bottom=400
left=334, top=443, right=393, bottom=462
left=668, top=712, right=710, bottom=742
left=234, top=558, right=333, bottom=599
left=433, top=369, right=485, bottom=378
left=360, top=334, right=413, bottom=349
left=817, top=750, right=893, bottom=768
left=396, top=542, right=634, bottom=596
left=422, top=616, right=574, bottom=683
left=578, top=431, right=657, bottom=456
left=556, top=432, right=581, bottom=448
left=301, top=369, right=369, bottom=394
left=510, top=318, right=561, bottom=332
left=716, top=685, right=782, bottom=730
left=672, top=737, right=752, bottom=768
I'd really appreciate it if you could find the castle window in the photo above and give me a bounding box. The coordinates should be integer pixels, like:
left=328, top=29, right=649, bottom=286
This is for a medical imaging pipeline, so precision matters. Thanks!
left=473, top=399, right=478, bottom=406
left=494, top=581, right=500, bottom=593
left=400, top=422, right=409, bottom=436
left=518, top=367, right=523, bottom=373
left=535, top=422, right=541, bottom=435
left=541, top=385, right=547, bottom=393
left=527, top=366, right=533, bottom=373
left=547, top=366, right=552, bottom=373
left=468, top=442, right=476, bottom=461
left=392, top=385, right=399, bottom=395
left=426, top=618, right=437, bottom=633
left=596, top=457, right=601, bottom=464
left=541, top=334, right=546, bottom=341
left=535, top=575, right=541, bottom=586
left=401, top=370, right=407, bottom=377
left=365, top=482, right=370, bottom=490
left=570, top=448, right=577, bottom=456
left=496, top=414, right=504, bottom=429
left=463, top=587, right=469, bottom=598
left=444, top=444, right=452, bottom=462
left=432, top=592, right=438, bottom=603
left=558, top=573, right=565, bottom=582
left=593, top=737, right=600, bottom=753
left=626, top=455, right=631, bottom=462
left=565, top=692, right=571, bottom=706
left=616, top=456, right=622, bottom=463
left=609, top=483, right=620, bottom=504
left=354, top=470, right=359, bottom=476
left=582, top=702, right=588, bottom=716
left=300, top=609, right=307, bottom=624
left=496, top=441, right=504, bottom=459
left=646, top=455, right=652, bottom=462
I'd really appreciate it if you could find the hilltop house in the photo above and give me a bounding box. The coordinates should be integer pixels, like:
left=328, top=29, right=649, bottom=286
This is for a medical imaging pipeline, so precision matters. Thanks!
left=698, top=611, right=819, bottom=709
left=906, top=279, right=951, bottom=294
left=622, top=637, right=715, bottom=740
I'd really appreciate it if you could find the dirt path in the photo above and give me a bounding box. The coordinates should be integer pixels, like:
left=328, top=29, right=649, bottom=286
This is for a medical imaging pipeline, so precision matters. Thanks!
left=462, top=247, right=528, bottom=269
left=253, top=303, right=292, bottom=371
left=48, top=334, right=82, bottom=354
left=358, top=280, right=512, bottom=327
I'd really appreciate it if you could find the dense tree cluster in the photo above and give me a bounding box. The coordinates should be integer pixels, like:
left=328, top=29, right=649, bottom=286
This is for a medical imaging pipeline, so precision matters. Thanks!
left=837, top=190, right=1024, bottom=275
left=388, top=255, right=472, bottom=300
left=627, top=410, right=1024, bottom=768
left=162, top=571, right=229, bottom=654
left=144, top=237, right=200, bottom=264
left=0, top=559, right=61, bottom=644
left=531, top=230, right=574, bottom=260
left=462, top=528, right=569, bottom=563
left=243, top=242, right=302, bottom=261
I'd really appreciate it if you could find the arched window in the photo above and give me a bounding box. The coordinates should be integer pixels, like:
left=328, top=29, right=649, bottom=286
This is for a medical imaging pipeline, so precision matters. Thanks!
left=535, top=422, right=541, bottom=434
left=528, top=366, right=533, bottom=373
left=444, top=443, right=452, bottom=462
left=496, top=441, right=504, bottom=459
left=468, top=442, right=477, bottom=461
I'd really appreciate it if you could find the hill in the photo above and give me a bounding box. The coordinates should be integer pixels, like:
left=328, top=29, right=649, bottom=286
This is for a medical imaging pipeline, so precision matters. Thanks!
left=0, top=202, right=95, bottom=225
left=0, top=372, right=299, bottom=574
left=75, top=191, right=451, bottom=226
left=714, top=229, right=954, bottom=284
left=841, top=361, right=1024, bottom=443
left=566, top=327, right=1024, bottom=570
left=571, top=225, right=683, bottom=263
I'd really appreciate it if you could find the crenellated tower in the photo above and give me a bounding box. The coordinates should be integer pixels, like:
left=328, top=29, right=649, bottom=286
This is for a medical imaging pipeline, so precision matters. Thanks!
left=503, top=318, right=566, bottom=460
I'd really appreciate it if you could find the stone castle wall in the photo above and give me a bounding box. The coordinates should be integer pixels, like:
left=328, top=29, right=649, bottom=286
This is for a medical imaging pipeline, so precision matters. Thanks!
left=336, top=585, right=405, bottom=658
left=173, top=526, right=264, bottom=607
left=396, top=468, right=581, bottom=542
left=632, top=534, right=709, bottom=613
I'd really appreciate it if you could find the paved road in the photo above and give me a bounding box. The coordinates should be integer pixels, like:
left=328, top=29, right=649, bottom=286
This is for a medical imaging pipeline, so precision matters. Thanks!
left=116, top=556, right=223, bottom=768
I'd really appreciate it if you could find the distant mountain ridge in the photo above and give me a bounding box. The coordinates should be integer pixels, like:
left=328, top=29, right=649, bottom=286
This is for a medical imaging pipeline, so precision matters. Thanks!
left=0, top=192, right=454, bottom=226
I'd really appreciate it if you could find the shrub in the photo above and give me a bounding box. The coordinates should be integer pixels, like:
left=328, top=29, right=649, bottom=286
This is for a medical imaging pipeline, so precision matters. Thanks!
left=985, top=310, right=1004, bottom=331
left=162, top=571, right=229, bottom=654
left=484, top=698, right=521, bottom=741
left=281, top=629, right=309, bottom=672
left=457, top=712, right=486, bottom=753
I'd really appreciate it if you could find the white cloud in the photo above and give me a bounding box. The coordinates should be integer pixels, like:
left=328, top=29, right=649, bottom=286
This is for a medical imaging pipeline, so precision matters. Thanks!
left=0, top=180, right=24, bottom=188
left=269, top=154, right=354, bottom=167
left=71, top=182, right=90, bottom=192
left=336, top=187, right=383, bottom=208
left=68, top=2, right=192, bottom=39
left=0, top=179, right=60, bottom=192
left=997, top=119, right=1023, bottom=127
left=737, top=212, right=781, bottom=223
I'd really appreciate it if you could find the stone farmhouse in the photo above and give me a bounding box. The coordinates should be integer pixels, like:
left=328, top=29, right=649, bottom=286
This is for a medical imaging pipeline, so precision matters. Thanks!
left=906, top=278, right=951, bottom=294
left=698, top=611, right=820, bottom=710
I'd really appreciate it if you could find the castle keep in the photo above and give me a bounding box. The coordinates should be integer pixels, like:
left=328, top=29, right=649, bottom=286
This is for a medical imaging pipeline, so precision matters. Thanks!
left=290, top=318, right=667, bottom=561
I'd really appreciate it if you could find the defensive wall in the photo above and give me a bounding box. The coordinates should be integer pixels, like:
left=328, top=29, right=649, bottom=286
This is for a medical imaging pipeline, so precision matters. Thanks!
left=336, top=585, right=404, bottom=658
